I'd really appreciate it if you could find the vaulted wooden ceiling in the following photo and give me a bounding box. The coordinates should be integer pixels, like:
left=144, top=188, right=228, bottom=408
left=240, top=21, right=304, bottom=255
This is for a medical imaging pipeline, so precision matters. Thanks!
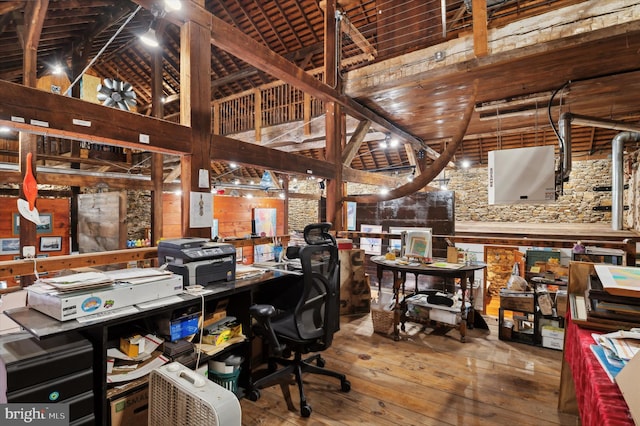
left=0, top=0, right=638, bottom=189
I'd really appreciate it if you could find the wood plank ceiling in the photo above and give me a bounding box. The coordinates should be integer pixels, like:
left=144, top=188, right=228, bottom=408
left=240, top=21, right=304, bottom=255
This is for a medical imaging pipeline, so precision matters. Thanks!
left=0, top=0, right=638, bottom=188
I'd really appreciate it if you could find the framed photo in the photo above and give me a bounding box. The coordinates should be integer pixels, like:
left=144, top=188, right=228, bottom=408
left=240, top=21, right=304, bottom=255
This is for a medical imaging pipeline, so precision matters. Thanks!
left=360, top=224, right=382, bottom=255
left=390, top=227, right=432, bottom=253
left=40, top=236, right=62, bottom=252
left=0, top=238, right=20, bottom=255
left=346, top=201, right=357, bottom=231
left=13, top=213, right=53, bottom=234
left=253, top=208, right=277, bottom=237
left=403, top=230, right=433, bottom=260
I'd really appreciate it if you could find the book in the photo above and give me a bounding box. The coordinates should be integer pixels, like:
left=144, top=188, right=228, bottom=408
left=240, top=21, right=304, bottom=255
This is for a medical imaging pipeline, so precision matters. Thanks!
left=594, top=265, right=640, bottom=298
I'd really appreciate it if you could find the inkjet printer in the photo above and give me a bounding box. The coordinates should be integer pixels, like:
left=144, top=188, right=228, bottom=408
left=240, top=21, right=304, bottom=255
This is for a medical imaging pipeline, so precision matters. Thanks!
left=158, top=238, right=236, bottom=287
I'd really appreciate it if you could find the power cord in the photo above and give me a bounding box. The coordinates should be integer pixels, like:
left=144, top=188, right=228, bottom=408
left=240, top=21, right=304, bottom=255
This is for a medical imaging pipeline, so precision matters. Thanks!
left=30, top=258, right=39, bottom=281
left=194, top=292, right=205, bottom=373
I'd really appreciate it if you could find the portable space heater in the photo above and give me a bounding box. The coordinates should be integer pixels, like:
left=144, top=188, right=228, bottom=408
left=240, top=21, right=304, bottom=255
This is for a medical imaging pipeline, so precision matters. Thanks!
left=148, top=362, right=241, bottom=426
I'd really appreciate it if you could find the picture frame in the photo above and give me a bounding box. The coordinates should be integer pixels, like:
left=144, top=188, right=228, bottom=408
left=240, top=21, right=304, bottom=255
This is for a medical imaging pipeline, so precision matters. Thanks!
left=253, top=208, right=277, bottom=237
left=360, top=224, right=383, bottom=255
left=346, top=201, right=357, bottom=231
left=0, top=238, right=20, bottom=255
left=402, top=230, right=433, bottom=260
left=13, top=213, right=53, bottom=234
left=40, top=236, right=62, bottom=252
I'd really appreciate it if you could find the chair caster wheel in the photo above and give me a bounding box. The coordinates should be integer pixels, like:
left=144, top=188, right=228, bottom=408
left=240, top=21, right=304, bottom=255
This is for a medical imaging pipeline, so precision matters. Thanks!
left=341, top=380, right=351, bottom=392
left=301, top=404, right=312, bottom=417
left=248, top=389, right=261, bottom=401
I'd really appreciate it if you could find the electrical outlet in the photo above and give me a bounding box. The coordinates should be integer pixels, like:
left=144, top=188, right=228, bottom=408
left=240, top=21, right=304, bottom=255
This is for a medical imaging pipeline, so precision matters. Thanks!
left=23, top=246, right=36, bottom=258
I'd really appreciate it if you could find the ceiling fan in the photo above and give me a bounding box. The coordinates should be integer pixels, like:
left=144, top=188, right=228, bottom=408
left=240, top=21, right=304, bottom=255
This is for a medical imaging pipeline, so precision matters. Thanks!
left=97, top=78, right=137, bottom=111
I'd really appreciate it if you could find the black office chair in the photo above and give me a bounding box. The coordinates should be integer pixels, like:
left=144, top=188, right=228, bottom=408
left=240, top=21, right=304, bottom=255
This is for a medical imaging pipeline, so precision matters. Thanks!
left=248, top=222, right=351, bottom=417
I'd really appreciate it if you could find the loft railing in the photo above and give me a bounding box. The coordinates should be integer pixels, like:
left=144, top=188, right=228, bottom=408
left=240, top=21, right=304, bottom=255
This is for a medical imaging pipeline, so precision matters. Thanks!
left=215, top=71, right=325, bottom=136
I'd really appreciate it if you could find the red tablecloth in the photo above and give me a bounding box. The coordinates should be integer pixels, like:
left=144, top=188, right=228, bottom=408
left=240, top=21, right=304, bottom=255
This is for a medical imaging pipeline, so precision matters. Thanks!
left=564, top=313, right=634, bottom=425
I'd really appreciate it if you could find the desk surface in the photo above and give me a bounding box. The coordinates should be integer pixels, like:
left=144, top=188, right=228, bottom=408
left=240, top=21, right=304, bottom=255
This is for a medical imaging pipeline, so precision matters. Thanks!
left=5, top=270, right=290, bottom=339
left=370, top=255, right=486, bottom=276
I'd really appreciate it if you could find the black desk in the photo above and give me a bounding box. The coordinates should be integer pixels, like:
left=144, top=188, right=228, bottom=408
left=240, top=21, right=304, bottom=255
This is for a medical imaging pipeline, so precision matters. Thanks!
left=4, top=270, right=295, bottom=425
left=370, top=256, right=486, bottom=341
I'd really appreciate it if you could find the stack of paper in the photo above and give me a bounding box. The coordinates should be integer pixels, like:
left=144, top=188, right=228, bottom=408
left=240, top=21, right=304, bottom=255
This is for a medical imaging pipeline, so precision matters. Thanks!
left=590, top=329, right=640, bottom=382
left=39, top=271, right=113, bottom=291
left=104, top=268, right=173, bottom=284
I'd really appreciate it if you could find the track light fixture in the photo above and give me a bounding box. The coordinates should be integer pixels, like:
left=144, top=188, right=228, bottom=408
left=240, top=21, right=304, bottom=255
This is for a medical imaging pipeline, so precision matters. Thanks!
left=140, top=23, right=159, bottom=47
left=164, top=0, right=182, bottom=12
left=140, top=1, right=182, bottom=48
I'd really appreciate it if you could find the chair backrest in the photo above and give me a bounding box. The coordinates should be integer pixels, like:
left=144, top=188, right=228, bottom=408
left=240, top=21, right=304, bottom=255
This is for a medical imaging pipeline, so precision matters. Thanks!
left=303, top=222, right=336, bottom=246
left=294, top=223, right=340, bottom=348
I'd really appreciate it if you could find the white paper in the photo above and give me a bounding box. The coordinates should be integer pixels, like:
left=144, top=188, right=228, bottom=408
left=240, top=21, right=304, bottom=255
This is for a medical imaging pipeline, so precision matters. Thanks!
left=106, top=354, right=169, bottom=383
left=198, top=169, right=210, bottom=188
left=189, top=191, right=213, bottom=228
left=107, top=334, right=164, bottom=361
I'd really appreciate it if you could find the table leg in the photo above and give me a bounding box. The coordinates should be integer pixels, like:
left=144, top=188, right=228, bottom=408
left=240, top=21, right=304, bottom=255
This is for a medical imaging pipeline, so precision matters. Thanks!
left=459, top=273, right=469, bottom=342
left=392, top=271, right=403, bottom=341
left=465, top=272, right=475, bottom=330
left=376, top=264, right=383, bottom=295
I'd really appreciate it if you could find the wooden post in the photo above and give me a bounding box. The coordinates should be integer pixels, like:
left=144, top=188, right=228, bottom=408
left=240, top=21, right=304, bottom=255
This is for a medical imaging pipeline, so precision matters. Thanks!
left=324, top=0, right=343, bottom=230
left=180, top=18, right=212, bottom=238
left=151, top=37, right=164, bottom=247
left=254, top=88, right=262, bottom=143
left=18, top=0, right=48, bottom=285
left=472, top=0, right=488, bottom=57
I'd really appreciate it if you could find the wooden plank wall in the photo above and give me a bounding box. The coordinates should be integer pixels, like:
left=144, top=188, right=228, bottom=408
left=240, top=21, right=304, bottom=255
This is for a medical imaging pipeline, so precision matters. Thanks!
left=353, top=191, right=455, bottom=283
left=0, top=197, right=70, bottom=286
left=162, top=193, right=285, bottom=264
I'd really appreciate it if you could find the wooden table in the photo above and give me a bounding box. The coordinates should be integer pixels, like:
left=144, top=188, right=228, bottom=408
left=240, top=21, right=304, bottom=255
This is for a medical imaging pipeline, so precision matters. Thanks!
left=370, top=256, right=486, bottom=342
left=559, top=312, right=634, bottom=425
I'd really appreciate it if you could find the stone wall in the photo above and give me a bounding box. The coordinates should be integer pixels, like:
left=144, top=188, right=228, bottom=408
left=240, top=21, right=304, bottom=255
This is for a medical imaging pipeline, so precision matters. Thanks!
left=126, top=190, right=151, bottom=240
left=449, top=158, right=626, bottom=224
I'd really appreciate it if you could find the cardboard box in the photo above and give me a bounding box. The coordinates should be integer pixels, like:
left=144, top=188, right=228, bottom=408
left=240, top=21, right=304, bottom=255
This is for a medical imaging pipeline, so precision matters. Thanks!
left=120, top=335, right=145, bottom=358
left=447, top=246, right=459, bottom=263
left=500, top=291, right=535, bottom=312
left=203, top=298, right=228, bottom=327
left=556, top=290, right=568, bottom=317
left=110, top=386, right=148, bottom=426
left=541, top=324, right=565, bottom=340
left=542, top=335, right=563, bottom=350
left=429, top=307, right=460, bottom=325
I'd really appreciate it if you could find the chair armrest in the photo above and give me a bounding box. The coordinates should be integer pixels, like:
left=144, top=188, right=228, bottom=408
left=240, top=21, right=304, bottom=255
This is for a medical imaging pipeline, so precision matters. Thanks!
left=249, top=304, right=285, bottom=356
left=250, top=304, right=276, bottom=318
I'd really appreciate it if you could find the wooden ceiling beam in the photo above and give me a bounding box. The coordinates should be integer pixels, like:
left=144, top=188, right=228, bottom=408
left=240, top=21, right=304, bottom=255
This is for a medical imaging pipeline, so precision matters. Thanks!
left=341, top=165, right=429, bottom=190
left=341, top=119, right=370, bottom=165
left=131, top=0, right=425, bottom=151
left=0, top=79, right=191, bottom=154
left=210, top=133, right=336, bottom=179
left=252, top=1, right=288, bottom=52
left=472, top=0, right=488, bottom=57
left=1, top=169, right=180, bottom=191
left=346, top=81, right=478, bottom=202
left=23, top=0, right=48, bottom=52
left=65, top=2, right=136, bottom=77
left=0, top=1, right=24, bottom=16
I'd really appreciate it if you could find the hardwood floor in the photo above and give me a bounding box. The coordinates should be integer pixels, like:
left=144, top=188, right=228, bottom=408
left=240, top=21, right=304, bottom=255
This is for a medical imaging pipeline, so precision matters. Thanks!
left=240, top=314, right=579, bottom=425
